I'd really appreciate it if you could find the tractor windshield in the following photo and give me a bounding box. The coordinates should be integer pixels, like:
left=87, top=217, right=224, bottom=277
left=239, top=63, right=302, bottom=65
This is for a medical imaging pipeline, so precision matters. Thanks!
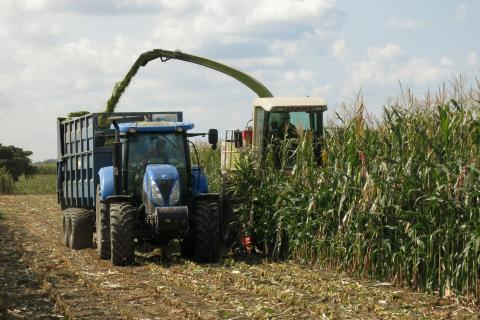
left=126, top=133, right=188, bottom=195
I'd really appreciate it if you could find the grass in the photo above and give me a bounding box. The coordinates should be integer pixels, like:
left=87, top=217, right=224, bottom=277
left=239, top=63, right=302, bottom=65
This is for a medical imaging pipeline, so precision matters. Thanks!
left=0, top=167, right=14, bottom=194
left=33, top=162, right=56, bottom=175
left=226, top=80, right=480, bottom=301
left=1, top=162, right=57, bottom=195
left=14, top=174, right=57, bottom=194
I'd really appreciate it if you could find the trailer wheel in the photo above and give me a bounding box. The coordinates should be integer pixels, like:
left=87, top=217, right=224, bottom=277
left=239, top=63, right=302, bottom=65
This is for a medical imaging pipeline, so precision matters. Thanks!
left=68, top=208, right=93, bottom=250
left=193, top=199, right=221, bottom=263
left=110, top=202, right=135, bottom=266
left=95, top=186, right=110, bottom=259
left=62, top=211, right=70, bottom=247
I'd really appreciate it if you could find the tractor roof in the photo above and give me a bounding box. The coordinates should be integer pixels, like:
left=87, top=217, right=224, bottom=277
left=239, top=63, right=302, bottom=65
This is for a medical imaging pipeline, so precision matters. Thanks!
left=114, top=121, right=194, bottom=133
left=254, top=97, right=327, bottom=112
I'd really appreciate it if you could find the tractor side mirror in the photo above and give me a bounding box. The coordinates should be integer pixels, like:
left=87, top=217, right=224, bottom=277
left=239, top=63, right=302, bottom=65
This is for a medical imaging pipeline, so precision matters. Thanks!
left=208, top=129, right=218, bottom=150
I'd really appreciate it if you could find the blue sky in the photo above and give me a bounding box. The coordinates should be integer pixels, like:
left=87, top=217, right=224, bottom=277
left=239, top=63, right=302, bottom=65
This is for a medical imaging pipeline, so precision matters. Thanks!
left=0, top=0, right=478, bottom=161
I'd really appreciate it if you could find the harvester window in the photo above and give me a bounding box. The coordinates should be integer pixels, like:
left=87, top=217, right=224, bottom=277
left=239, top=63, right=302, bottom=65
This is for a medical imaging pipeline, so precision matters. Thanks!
left=254, top=107, right=266, bottom=150
left=269, top=111, right=320, bottom=137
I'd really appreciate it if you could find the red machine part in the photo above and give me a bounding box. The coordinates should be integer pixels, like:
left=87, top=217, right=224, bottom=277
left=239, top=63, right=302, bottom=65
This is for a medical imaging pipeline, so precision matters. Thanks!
left=242, top=129, right=252, bottom=147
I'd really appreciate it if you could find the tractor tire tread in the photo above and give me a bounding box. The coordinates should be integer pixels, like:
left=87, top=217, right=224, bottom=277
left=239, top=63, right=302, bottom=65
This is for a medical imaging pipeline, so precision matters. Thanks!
left=67, top=207, right=93, bottom=250
left=193, top=200, right=221, bottom=263
left=110, top=202, right=135, bottom=266
left=96, top=186, right=110, bottom=259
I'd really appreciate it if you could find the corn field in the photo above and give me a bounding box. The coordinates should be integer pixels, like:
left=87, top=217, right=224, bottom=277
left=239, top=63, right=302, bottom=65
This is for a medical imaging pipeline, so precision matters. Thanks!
left=220, top=83, right=480, bottom=300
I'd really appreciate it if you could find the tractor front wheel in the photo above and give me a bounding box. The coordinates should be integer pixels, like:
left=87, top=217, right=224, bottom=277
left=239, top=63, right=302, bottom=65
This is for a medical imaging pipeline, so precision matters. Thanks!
left=95, top=186, right=110, bottom=259
left=110, top=202, right=136, bottom=266
left=192, top=199, right=221, bottom=263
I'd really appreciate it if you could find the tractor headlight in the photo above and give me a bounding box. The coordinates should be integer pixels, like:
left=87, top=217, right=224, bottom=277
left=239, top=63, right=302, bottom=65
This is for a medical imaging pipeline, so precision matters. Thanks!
left=151, top=179, right=164, bottom=206
left=169, top=180, right=180, bottom=205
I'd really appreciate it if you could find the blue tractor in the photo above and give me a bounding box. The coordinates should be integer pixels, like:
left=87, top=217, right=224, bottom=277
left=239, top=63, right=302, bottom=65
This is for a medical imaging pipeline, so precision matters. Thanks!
left=57, top=112, right=221, bottom=265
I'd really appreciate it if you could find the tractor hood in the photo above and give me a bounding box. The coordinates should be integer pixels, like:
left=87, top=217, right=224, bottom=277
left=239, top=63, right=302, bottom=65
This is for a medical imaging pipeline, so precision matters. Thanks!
left=143, top=164, right=181, bottom=208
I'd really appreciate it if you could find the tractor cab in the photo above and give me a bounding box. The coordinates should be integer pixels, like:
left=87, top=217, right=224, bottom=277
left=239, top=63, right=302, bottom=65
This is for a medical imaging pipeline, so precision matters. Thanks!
left=114, top=121, right=193, bottom=200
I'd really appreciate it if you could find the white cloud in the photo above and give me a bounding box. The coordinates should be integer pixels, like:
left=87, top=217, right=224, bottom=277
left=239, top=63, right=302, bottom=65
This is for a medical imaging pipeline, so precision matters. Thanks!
left=367, top=44, right=403, bottom=61
left=440, top=57, right=454, bottom=67
left=331, top=39, right=347, bottom=60
left=312, top=84, right=332, bottom=97
left=269, top=40, right=302, bottom=58
left=344, top=44, right=450, bottom=95
left=246, top=0, right=336, bottom=25
left=393, top=58, right=448, bottom=86
left=466, top=52, right=478, bottom=66
left=387, top=17, right=426, bottom=30
left=283, top=70, right=314, bottom=82
left=22, top=0, right=172, bottom=15
left=453, top=3, right=468, bottom=22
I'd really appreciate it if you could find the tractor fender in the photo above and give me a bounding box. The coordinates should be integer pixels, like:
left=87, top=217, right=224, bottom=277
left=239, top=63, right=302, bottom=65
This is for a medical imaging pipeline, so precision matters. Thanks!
left=191, top=165, right=209, bottom=195
left=193, top=193, right=220, bottom=203
left=98, top=166, right=114, bottom=200
left=105, top=195, right=135, bottom=206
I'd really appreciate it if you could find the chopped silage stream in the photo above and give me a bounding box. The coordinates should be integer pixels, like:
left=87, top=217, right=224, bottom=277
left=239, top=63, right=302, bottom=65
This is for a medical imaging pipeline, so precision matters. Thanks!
left=0, top=195, right=477, bottom=319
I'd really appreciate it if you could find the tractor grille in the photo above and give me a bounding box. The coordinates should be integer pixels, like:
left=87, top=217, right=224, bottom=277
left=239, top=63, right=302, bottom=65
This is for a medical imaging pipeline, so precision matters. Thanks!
left=156, top=179, right=174, bottom=201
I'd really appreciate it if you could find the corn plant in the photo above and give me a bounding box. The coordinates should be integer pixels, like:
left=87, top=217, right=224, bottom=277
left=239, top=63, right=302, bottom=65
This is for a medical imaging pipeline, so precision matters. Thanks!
left=227, top=84, right=480, bottom=300
left=191, top=142, right=222, bottom=193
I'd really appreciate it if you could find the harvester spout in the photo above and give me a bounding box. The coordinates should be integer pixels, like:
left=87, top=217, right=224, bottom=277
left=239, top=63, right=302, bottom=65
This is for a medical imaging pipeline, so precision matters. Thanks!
left=105, top=49, right=273, bottom=113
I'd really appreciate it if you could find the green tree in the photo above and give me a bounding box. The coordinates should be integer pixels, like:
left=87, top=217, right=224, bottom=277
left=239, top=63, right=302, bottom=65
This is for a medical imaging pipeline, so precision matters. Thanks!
left=0, top=143, right=36, bottom=181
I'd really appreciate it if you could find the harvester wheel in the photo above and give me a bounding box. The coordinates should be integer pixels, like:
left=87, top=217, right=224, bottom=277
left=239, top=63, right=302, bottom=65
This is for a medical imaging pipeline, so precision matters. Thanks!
left=193, top=199, right=221, bottom=262
left=110, top=202, right=136, bottom=266
left=62, top=211, right=70, bottom=247
left=68, top=208, right=94, bottom=250
left=95, top=186, right=110, bottom=259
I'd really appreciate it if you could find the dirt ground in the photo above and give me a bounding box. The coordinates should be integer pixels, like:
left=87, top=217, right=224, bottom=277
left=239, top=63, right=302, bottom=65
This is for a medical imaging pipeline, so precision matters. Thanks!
left=0, top=195, right=478, bottom=320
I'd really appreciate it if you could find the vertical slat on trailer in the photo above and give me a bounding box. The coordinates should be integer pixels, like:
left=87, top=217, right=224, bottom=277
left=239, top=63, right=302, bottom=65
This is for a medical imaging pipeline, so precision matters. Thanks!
left=81, top=117, right=87, bottom=206
left=79, top=118, right=84, bottom=207
left=64, top=122, right=69, bottom=205
left=69, top=121, right=73, bottom=206
left=74, top=120, right=78, bottom=207
left=69, top=122, right=74, bottom=206
left=88, top=116, right=94, bottom=206
left=76, top=119, right=82, bottom=206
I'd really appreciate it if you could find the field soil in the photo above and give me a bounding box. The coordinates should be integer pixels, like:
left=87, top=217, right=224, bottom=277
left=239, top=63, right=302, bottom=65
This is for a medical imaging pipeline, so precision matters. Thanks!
left=0, top=195, right=478, bottom=319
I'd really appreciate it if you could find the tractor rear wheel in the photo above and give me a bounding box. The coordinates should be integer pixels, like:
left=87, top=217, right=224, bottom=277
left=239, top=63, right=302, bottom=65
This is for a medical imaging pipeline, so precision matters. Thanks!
left=110, top=202, right=136, bottom=266
left=68, top=208, right=93, bottom=250
left=192, top=199, right=221, bottom=263
left=95, top=186, right=110, bottom=259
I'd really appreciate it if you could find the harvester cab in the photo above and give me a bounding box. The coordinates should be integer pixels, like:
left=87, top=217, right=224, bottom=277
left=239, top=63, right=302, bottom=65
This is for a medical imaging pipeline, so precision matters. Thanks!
left=221, top=96, right=328, bottom=171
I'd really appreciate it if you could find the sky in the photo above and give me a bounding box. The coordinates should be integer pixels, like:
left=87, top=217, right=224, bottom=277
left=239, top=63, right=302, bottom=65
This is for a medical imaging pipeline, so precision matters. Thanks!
left=0, top=0, right=478, bottom=161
